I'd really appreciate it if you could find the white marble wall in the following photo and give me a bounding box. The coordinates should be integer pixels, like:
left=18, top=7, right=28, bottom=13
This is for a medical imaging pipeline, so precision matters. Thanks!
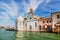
left=25, top=21, right=39, bottom=31
left=17, top=21, right=25, bottom=31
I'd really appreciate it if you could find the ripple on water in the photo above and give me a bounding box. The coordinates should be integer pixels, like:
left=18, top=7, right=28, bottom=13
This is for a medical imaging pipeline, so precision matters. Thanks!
left=0, top=30, right=16, bottom=40
left=0, top=31, right=60, bottom=40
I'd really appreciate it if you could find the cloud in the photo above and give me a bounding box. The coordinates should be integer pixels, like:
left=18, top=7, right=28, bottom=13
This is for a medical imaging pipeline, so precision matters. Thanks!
left=18, top=0, right=44, bottom=18
left=0, top=0, right=19, bottom=27
left=20, top=0, right=50, bottom=17
left=0, top=1, right=20, bottom=17
left=0, top=12, right=10, bottom=26
left=46, top=0, right=50, bottom=3
left=0, top=0, right=52, bottom=27
left=21, top=0, right=43, bottom=12
left=0, top=12, right=15, bottom=27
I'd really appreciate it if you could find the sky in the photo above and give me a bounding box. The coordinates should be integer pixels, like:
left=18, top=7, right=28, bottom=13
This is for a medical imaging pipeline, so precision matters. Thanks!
left=0, top=0, right=60, bottom=27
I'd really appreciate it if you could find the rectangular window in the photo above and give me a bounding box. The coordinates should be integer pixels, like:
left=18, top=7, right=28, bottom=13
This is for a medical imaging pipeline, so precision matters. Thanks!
left=43, top=21, right=45, bottom=23
left=57, top=15, right=59, bottom=19
left=39, top=25, right=41, bottom=30
left=35, top=22, right=37, bottom=27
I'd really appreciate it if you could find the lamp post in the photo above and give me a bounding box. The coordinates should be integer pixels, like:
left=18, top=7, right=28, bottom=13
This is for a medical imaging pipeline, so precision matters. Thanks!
left=58, top=27, right=59, bottom=36
left=55, top=23, right=60, bottom=36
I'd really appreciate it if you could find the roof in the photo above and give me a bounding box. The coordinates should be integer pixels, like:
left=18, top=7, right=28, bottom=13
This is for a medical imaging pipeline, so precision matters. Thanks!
left=33, top=15, right=40, bottom=20
left=51, top=11, right=60, bottom=15
left=39, top=17, right=52, bottom=20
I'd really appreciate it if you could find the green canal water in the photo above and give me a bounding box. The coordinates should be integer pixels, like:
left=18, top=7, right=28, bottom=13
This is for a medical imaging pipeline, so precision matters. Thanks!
left=0, top=30, right=60, bottom=40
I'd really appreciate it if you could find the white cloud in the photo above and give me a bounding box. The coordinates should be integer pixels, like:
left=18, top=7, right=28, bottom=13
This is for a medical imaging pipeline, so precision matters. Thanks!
left=0, top=12, right=9, bottom=22
left=0, top=12, right=15, bottom=27
left=46, top=0, right=50, bottom=3
left=0, top=0, right=19, bottom=18
left=0, top=12, right=10, bottom=26
left=29, top=0, right=43, bottom=11
left=21, top=0, right=43, bottom=12
left=0, top=0, right=19, bottom=27
left=0, top=0, right=51, bottom=27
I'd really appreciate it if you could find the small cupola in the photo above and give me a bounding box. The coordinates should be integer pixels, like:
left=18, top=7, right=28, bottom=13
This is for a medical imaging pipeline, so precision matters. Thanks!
left=17, top=16, right=24, bottom=22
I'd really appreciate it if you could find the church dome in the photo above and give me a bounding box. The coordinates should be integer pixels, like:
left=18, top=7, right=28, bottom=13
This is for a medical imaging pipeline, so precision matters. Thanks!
left=17, top=16, right=24, bottom=21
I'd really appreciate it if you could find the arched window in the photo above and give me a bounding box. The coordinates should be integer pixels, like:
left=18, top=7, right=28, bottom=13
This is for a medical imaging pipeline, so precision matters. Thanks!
left=50, top=20, right=51, bottom=23
left=30, top=25, right=32, bottom=30
left=25, top=23, right=27, bottom=27
left=47, top=21, right=48, bottom=23
left=35, top=22, right=37, bottom=27
left=30, top=17, right=31, bottom=20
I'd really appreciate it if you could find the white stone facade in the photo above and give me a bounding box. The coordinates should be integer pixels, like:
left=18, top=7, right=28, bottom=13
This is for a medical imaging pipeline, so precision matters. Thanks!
left=16, top=8, right=39, bottom=31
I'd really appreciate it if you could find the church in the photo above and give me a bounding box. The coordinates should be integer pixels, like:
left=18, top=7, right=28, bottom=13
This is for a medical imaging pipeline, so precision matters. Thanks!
left=16, top=8, right=60, bottom=32
left=16, top=8, right=39, bottom=31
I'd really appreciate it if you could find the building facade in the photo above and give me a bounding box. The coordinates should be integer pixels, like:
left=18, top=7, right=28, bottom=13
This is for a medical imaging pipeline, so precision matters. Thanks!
left=52, top=12, right=60, bottom=32
left=16, top=8, right=60, bottom=32
left=16, top=8, right=39, bottom=31
left=38, top=17, right=52, bottom=32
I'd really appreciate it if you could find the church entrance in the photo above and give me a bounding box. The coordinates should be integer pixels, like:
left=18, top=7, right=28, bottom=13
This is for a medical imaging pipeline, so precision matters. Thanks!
left=46, top=26, right=52, bottom=32
left=30, top=25, right=32, bottom=31
left=39, top=25, right=41, bottom=31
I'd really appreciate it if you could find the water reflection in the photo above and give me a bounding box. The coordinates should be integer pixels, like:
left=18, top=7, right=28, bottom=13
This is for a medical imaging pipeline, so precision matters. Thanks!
left=0, top=31, right=60, bottom=40
left=15, top=31, right=26, bottom=40
left=15, top=31, right=40, bottom=40
left=15, top=31, right=60, bottom=40
left=0, top=28, right=6, bottom=31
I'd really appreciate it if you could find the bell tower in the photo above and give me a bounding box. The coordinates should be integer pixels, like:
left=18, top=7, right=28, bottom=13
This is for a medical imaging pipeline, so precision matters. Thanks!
left=30, top=8, right=33, bottom=13
left=27, top=8, right=34, bottom=20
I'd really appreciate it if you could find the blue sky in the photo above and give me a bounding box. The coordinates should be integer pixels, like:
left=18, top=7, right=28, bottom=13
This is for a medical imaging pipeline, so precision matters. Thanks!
left=0, top=0, right=60, bottom=27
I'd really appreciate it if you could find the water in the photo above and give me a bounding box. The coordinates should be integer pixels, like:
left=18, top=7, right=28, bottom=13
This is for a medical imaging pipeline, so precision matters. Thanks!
left=0, top=30, right=16, bottom=40
left=0, top=30, right=60, bottom=40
